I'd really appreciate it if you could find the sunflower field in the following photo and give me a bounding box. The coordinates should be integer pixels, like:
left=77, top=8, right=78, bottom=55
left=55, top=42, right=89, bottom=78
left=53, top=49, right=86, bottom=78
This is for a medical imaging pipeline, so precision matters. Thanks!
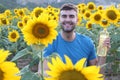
left=0, top=1, right=120, bottom=80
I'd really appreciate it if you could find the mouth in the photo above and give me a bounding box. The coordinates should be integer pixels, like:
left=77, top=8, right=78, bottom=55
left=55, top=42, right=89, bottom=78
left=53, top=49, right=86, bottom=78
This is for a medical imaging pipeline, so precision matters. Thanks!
left=63, top=22, right=73, bottom=26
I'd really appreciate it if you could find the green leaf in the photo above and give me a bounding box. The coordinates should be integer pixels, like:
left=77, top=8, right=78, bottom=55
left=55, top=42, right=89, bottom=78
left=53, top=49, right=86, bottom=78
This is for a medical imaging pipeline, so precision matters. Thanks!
left=19, top=65, right=30, bottom=75
left=106, top=55, right=115, bottom=62
left=111, top=63, right=119, bottom=73
left=21, top=71, right=40, bottom=80
left=11, top=48, right=30, bottom=61
left=116, top=52, right=120, bottom=60
left=117, top=47, right=120, bottom=52
left=29, top=55, right=39, bottom=67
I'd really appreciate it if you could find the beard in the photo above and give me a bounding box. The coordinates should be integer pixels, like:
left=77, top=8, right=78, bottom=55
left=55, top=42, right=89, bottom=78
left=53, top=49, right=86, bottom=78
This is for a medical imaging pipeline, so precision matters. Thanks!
left=60, top=21, right=76, bottom=33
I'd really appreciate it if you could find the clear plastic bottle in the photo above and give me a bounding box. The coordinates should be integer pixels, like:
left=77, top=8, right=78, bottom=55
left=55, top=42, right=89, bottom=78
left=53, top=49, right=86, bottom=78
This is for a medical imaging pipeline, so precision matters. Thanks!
left=97, top=28, right=109, bottom=56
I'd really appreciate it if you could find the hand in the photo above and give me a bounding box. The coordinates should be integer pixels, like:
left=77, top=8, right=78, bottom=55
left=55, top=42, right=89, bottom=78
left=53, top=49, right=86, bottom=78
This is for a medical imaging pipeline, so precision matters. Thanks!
left=103, top=37, right=111, bottom=51
left=38, top=59, right=49, bottom=77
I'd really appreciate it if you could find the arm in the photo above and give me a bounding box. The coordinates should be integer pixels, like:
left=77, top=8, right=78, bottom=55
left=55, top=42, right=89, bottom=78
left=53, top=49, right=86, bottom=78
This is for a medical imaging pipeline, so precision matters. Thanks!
left=38, top=59, right=49, bottom=77
left=88, top=58, right=98, bottom=66
left=38, top=41, right=56, bottom=76
left=97, top=37, right=110, bottom=74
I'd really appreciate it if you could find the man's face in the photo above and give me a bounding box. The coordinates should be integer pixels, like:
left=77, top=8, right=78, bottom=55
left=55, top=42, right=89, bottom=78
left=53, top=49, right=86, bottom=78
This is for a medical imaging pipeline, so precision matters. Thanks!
left=59, top=10, right=78, bottom=32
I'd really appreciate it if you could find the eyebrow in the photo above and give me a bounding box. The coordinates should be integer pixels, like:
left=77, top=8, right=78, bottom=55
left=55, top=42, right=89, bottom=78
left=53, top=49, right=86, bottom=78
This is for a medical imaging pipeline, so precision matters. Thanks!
left=61, top=14, right=75, bottom=17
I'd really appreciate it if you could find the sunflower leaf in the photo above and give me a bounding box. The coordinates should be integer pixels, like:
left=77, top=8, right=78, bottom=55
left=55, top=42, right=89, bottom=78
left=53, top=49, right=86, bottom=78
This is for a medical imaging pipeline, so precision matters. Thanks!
left=21, top=70, right=39, bottom=80
left=11, top=47, right=31, bottom=61
left=117, top=47, right=120, bottom=52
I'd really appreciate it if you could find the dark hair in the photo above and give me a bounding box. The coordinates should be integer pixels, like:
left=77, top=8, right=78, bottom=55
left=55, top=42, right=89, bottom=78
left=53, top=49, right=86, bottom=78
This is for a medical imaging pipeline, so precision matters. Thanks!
left=60, top=3, right=78, bottom=12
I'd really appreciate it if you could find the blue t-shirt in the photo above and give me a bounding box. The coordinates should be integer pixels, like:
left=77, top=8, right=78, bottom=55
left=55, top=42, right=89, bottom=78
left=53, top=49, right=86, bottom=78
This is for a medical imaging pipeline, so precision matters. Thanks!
left=43, top=32, right=97, bottom=65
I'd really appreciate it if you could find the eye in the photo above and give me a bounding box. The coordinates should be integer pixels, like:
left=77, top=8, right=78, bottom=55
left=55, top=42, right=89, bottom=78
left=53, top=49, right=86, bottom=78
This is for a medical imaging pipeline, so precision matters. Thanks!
left=69, top=15, right=75, bottom=18
left=62, top=15, right=67, bottom=18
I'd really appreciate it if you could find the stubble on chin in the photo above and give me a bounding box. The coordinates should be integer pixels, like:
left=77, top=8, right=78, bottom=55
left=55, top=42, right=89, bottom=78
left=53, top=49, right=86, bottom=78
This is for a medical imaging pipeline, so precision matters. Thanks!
left=61, top=25, right=75, bottom=33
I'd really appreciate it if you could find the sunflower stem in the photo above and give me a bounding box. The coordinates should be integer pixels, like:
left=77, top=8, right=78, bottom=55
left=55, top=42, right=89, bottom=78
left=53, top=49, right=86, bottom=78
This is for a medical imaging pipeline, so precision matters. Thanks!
left=40, top=50, right=44, bottom=80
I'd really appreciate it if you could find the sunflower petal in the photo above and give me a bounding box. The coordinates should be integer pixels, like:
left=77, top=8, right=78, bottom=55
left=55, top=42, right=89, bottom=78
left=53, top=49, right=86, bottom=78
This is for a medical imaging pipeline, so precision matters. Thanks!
left=64, top=55, right=74, bottom=70
left=74, top=58, right=86, bottom=71
left=46, top=71, right=60, bottom=77
left=81, top=66, right=100, bottom=74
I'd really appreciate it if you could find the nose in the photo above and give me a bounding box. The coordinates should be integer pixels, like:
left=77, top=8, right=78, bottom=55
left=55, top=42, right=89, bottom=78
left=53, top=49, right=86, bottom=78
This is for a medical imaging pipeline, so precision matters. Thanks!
left=65, top=16, right=71, bottom=21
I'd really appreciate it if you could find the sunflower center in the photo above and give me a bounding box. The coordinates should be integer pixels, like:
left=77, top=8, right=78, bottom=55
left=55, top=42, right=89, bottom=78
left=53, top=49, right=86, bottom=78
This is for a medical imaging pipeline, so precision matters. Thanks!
left=107, top=10, right=117, bottom=20
left=99, top=7, right=102, bottom=10
left=0, top=69, right=4, bottom=80
left=94, top=14, right=101, bottom=21
left=32, top=23, right=49, bottom=38
left=19, top=11, right=23, bottom=15
left=1, top=19, right=7, bottom=24
left=14, top=10, right=17, bottom=13
left=54, top=17, right=57, bottom=21
left=59, top=70, right=87, bottom=80
left=88, top=23, right=92, bottom=28
left=19, top=23, right=23, bottom=27
left=86, top=13, right=90, bottom=18
left=88, top=5, right=94, bottom=9
left=11, top=33, right=16, bottom=39
left=82, top=9, right=85, bottom=14
left=24, top=19, right=28, bottom=24
left=102, top=20, right=108, bottom=25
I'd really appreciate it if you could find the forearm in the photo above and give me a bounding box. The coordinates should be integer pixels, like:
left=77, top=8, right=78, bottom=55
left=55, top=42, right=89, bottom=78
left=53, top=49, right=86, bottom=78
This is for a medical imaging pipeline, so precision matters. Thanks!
left=38, top=59, right=49, bottom=76
left=89, top=58, right=98, bottom=66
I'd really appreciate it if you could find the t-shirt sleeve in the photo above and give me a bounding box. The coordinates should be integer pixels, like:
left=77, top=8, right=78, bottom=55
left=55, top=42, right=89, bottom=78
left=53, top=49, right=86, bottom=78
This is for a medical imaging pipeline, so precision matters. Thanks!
left=88, top=38, right=97, bottom=61
left=43, top=41, right=56, bottom=57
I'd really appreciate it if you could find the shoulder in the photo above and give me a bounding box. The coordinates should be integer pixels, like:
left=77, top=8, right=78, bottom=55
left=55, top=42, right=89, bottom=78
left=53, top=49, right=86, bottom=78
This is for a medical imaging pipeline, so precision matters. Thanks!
left=76, top=32, right=94, bottom=47
left=76, top=32, right=92, bottom=41
left=50, top=33, right=61, bottom=45
left=53, top=33, right=61, bottom=42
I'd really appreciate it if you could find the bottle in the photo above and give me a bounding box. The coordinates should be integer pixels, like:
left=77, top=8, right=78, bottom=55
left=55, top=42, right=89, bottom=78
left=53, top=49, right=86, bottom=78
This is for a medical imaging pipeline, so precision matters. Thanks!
left=97, top=28, right=109, bottom=56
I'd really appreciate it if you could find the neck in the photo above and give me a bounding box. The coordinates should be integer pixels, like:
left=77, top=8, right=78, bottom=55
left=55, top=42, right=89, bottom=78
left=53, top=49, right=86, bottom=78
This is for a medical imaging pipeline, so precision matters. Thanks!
left=61, top=30, right=76, bottom=41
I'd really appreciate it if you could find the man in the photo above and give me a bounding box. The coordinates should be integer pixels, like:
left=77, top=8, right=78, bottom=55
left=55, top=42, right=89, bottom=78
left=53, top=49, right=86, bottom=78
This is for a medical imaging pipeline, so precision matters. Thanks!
left=38, top=3, right=110, bottom=75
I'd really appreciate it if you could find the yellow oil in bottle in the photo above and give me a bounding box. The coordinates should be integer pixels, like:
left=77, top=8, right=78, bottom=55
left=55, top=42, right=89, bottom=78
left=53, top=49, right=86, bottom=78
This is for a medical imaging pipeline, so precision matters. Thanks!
left=97, top=28, right=109, bottom=56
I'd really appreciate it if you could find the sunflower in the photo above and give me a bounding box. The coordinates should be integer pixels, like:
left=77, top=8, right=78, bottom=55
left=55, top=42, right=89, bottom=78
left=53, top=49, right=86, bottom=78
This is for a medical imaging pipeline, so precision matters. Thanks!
left=47, top=11, right=59, bottom=21
left=22, top=15, right=31, bottom=25
left=22, top=13, right=58, bottom=46
left=100, top=19, right=110, bottom=28
left=45, top=55, right=103, bottom=80
left=83, top=11, right=91, bottom=20
left=17, top=21, right=24, bottom=29
left=8, top=30, right=20, bottom=42
left=115, top=17, right=120, bottom=27
left=4, top=9, right=11, bottom=16
left=77, top=4, right=81, bottom=9
left=0, top=49, right=21, bottom=80
left=47, top=5, right=52, bottom=9
left=0, top=49, right=10, bottom=63
left=97, top=5, right=104, bottom=11
left=91, top=11, right=103, bottom=24
left=0, top=18, right=9, bottom=25
left=77, top=13, right=82, bottom=26
left=87, top=2, right=96, bottom=11
left=49, top=14, right=59, bottom=22
left=80, top=8, right=86, bottom=15
left=86, top=21, right=93, bottom=30
left=17, top=9, right=25, bottom=17
left=32, top=7, right=44, bottom=18
left=104, top=7, right=119, bottom=24
left=77, top=3, right=86, bottom=10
